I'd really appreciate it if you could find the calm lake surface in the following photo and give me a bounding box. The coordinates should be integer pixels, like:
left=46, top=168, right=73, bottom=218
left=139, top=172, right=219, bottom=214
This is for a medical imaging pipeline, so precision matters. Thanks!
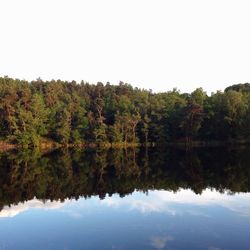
left=0, top=147, right=250, bottom=250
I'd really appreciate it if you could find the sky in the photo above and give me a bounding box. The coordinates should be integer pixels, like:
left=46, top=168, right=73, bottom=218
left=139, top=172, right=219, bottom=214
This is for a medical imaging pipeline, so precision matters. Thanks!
left=0, top=0, right=250, bottom=94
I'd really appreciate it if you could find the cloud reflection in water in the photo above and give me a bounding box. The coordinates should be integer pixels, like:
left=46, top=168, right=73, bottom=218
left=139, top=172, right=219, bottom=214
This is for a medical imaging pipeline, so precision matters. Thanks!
left=1, top=189, right=250, bottom=218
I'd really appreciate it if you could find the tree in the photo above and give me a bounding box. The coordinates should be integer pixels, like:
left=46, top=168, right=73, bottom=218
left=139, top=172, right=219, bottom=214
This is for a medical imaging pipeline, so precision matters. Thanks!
left=55, top=107, right=71, bottom=145
left=180, top=102, right=203, bottom=143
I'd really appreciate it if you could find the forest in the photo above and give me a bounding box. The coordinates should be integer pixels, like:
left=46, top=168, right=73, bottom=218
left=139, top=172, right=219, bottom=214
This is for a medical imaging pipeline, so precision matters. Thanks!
left=0, top=76, right=250, bottom=147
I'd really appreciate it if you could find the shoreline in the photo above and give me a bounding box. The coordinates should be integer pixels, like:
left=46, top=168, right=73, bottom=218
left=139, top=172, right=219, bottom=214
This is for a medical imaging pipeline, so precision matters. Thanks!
left=0, top=139, right=250, bottom=153
left=0, top=141, right=150, bottom=153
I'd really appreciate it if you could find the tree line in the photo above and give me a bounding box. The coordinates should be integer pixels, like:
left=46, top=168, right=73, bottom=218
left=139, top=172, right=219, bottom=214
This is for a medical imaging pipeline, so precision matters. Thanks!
left=0, top=76, right=250, bottom=147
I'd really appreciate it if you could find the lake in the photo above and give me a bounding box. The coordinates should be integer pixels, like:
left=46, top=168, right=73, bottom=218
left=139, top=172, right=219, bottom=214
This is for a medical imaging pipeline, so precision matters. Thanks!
left=0, top=146, right=249, bottom=250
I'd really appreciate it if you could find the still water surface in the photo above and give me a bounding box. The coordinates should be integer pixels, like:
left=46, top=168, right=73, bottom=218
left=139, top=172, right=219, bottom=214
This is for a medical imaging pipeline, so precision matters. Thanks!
left=0, top=147, right=249, bottom=250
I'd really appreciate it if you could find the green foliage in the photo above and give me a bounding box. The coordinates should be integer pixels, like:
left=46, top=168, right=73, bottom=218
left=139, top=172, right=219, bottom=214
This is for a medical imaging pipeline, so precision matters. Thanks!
left=0, top=76, right=250, bottom=147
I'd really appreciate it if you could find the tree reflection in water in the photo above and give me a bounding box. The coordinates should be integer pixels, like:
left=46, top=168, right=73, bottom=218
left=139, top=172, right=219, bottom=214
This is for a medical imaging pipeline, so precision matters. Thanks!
left=0, top=146, right=249, bottom=210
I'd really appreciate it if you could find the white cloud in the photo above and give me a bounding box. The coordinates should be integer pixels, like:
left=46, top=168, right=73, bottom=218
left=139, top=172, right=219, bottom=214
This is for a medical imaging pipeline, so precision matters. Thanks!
left=151, top=235, right=174, bottom=250
left=1, top=188, right=250, bottom=219
left=101, top=189, right=250, bottom=216
left=0, top=199, right=66, bottom=218
left=208, top=247, right=221, bottom=250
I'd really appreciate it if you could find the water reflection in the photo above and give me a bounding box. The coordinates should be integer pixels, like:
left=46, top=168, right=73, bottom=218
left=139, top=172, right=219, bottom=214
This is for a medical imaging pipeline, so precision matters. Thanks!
left=0, top=146, right=250, bottom=206
left=0, top=189, right=250, bottom=249
left=0, top=147, right=249, bottom=249
left=101, top=189, right=250, bottom=216
left=2, top=188, right=250, bottom=218
left=0, top=199, right=64, bottom=218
